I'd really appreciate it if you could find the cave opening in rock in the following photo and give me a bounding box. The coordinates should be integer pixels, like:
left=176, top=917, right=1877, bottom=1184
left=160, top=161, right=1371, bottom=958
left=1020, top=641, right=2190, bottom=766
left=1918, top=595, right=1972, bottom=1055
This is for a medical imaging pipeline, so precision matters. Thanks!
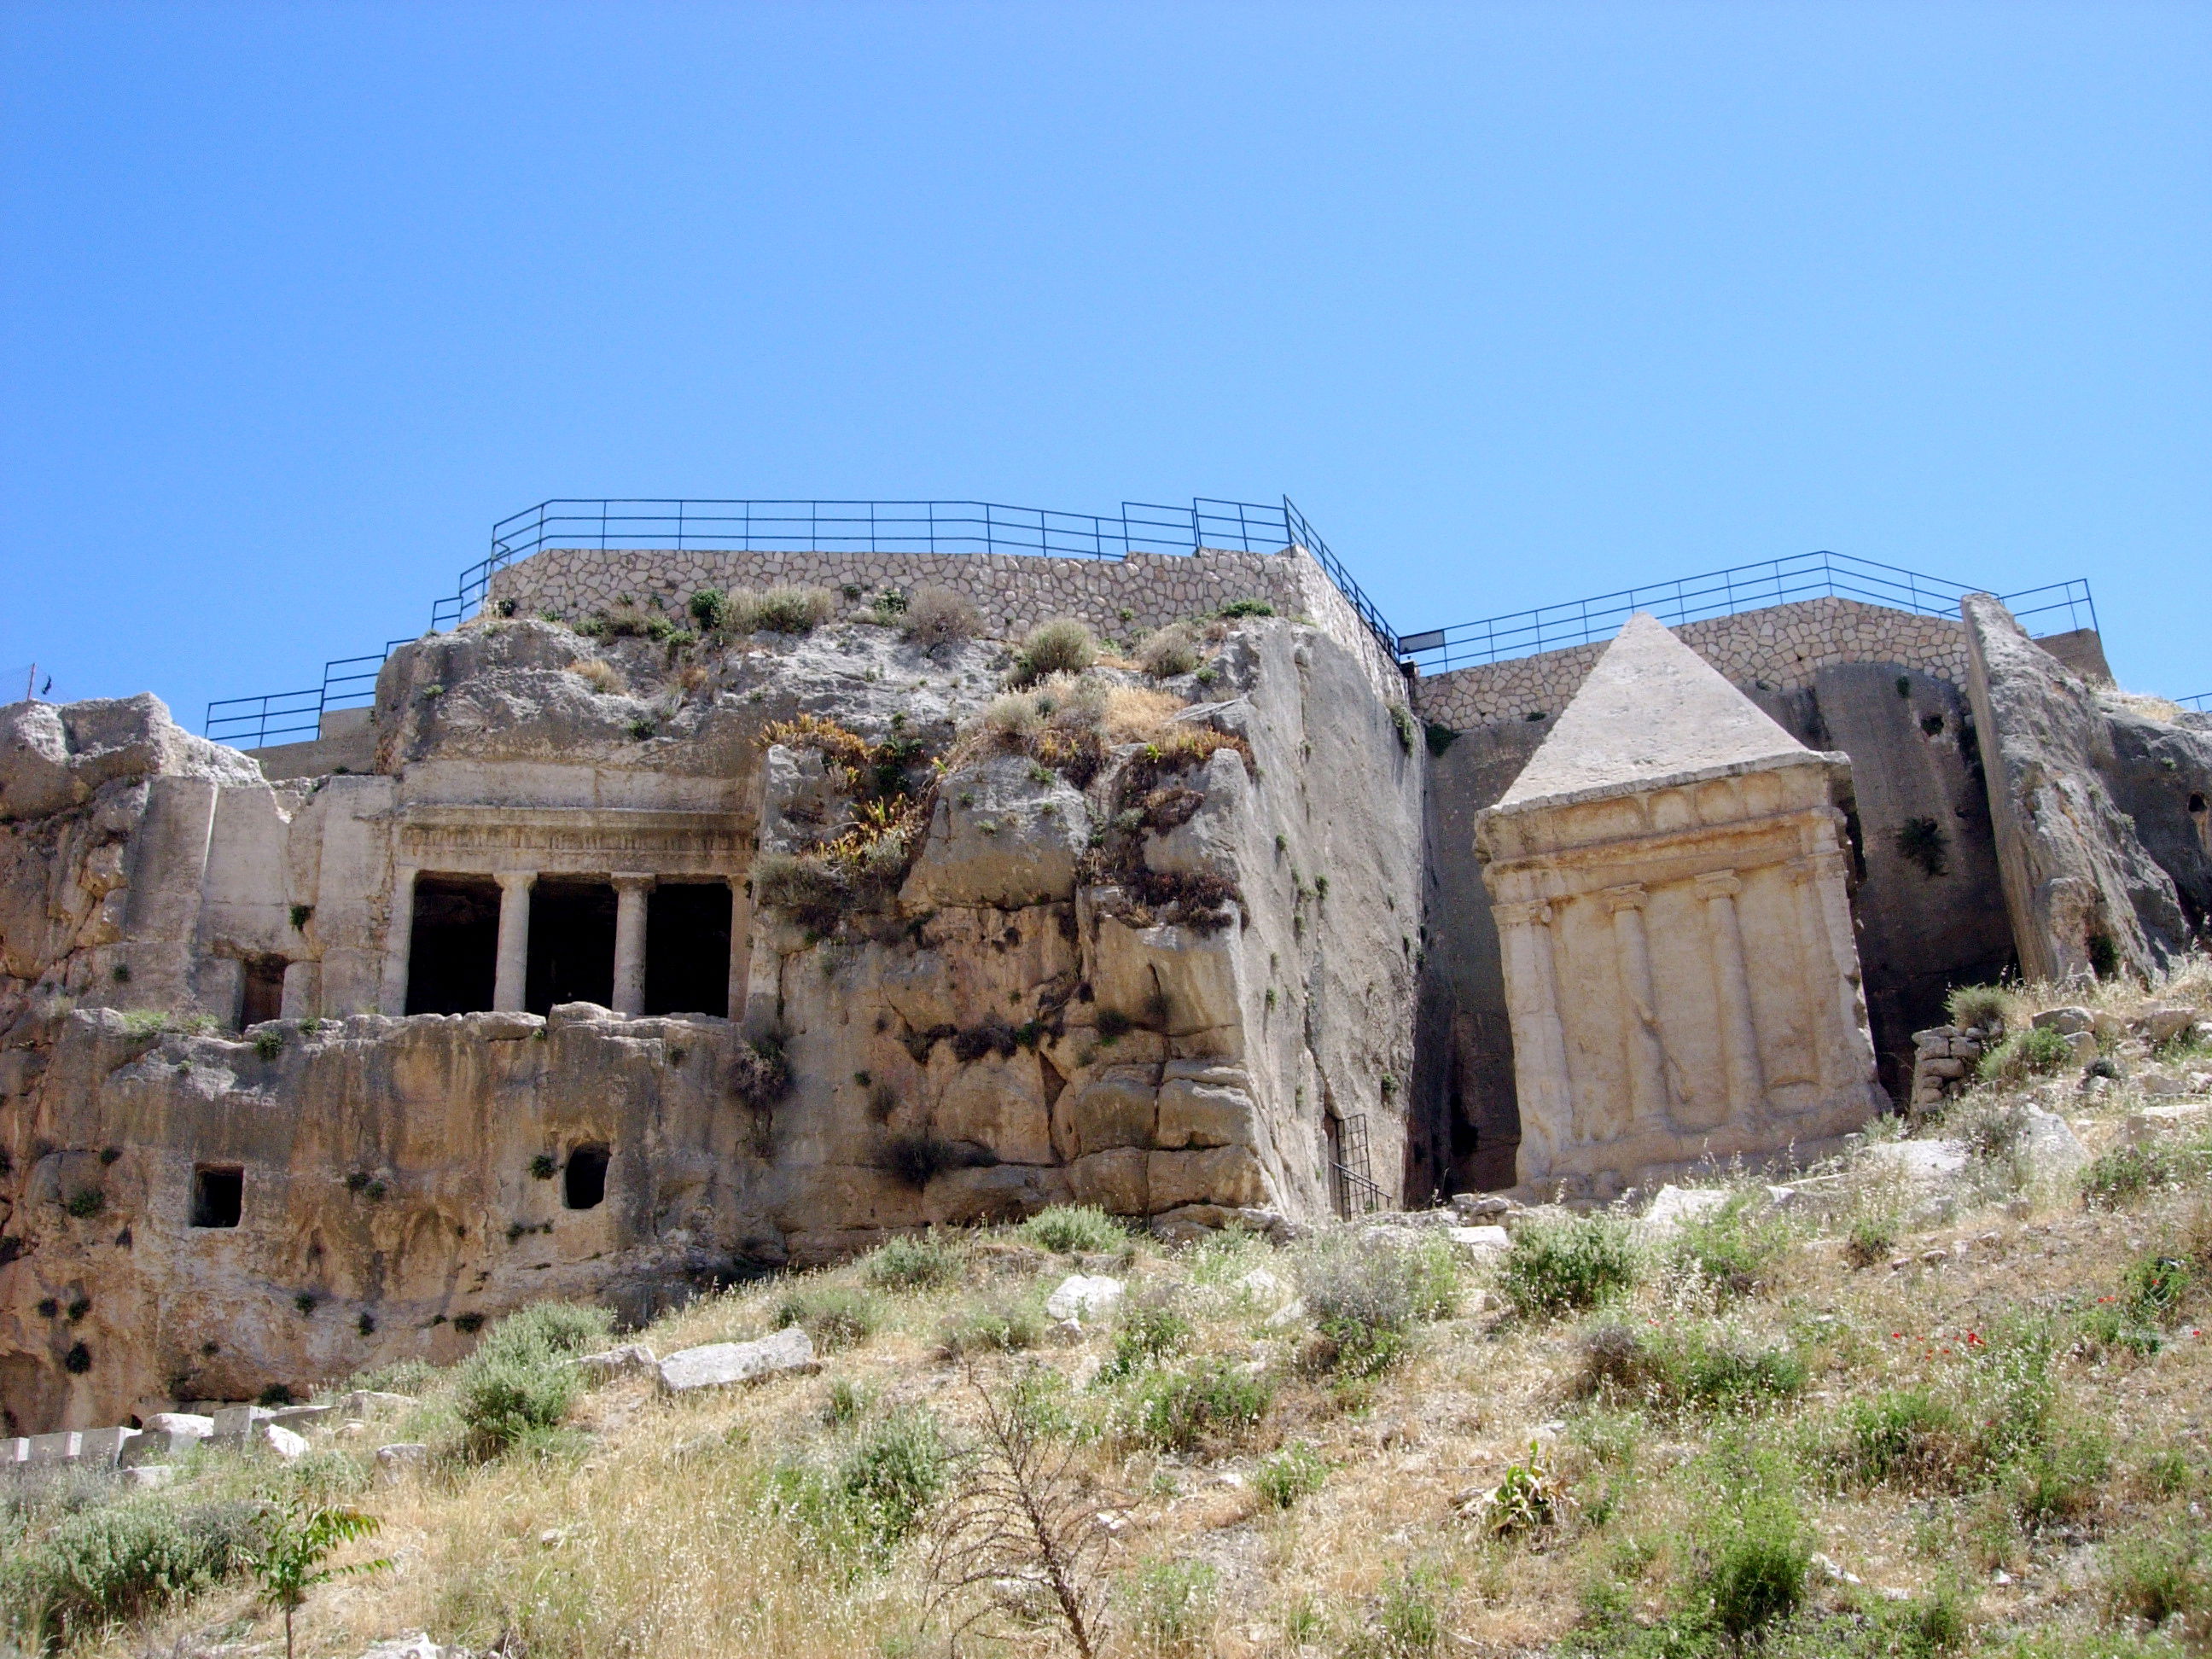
left=644, top=882, right=733, bottom=1016
left=526, top=880, right=617, bottom=1014
left=190, top=1166, right=242, bottom=1229
left=240, top=955, right=288, bottom=1027
left=406, top=875, right=500, bottom=1015
left=564, top=1144, right=609, bottom=1210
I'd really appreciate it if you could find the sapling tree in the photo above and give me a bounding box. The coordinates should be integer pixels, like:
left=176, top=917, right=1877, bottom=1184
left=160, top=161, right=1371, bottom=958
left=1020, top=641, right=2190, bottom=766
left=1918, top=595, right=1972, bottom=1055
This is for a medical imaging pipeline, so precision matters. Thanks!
left=249, top=1497, right=392, bottom=1659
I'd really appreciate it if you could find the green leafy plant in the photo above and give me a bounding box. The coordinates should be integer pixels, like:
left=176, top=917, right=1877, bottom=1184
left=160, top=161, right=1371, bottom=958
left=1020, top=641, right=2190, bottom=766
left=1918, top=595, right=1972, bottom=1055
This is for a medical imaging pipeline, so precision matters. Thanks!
left=1006, top=618, right=1097, bottom=687
left=253, top=1027, right=285, bottom=1061
left=1499, top=1214, right=1639, bottom=1315
left=1118, top=1356, right=1272, bottom=1451
left=1895, top=815, right=1950, bottom=876
left=1, top=1498, right=259, bottom=1647
left=1019, top=1204, right=1129, bottom=1256
left=63, top=1187, right=106, bottom=1220
left=1217, top=598, right=1275, bottom=619
left=1255, top=1441, right=1329, bottom=1510
left=1945, top=983, right=2010, bottom=1032
left=1297, top=1231, right=1458, bottom=1376
left=865, top=1231, right=966, bottom=1291
left=1978, top=1022, right=2075, bottom=1085
left=1121, top=1557, right=1218, bottom=1655
left=248, top=1498, right=392, bottom=1659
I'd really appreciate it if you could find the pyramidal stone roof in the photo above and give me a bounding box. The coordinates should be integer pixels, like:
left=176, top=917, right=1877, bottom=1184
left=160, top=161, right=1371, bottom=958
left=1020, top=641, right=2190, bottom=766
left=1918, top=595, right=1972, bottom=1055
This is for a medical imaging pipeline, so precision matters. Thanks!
left=1494, top=613, right=1820, bottom=812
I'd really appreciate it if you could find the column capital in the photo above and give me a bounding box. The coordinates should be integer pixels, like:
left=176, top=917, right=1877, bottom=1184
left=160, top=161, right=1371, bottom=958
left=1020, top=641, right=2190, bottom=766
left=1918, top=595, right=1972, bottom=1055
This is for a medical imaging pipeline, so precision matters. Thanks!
left=1493, top=899, right=1554, bottom=929
left=1693, top=870, right=1743, bottom=899
left=1601, top=883, right=1649, bottom=912
left=495, top=870, right=538, bottom=894
left=609, top=871, right=659, bottom=894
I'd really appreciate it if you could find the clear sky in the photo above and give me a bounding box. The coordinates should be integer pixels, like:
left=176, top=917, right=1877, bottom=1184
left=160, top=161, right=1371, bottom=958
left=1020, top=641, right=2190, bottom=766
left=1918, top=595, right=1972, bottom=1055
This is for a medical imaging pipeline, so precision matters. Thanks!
left=3, top=3, right=2206, bottom=729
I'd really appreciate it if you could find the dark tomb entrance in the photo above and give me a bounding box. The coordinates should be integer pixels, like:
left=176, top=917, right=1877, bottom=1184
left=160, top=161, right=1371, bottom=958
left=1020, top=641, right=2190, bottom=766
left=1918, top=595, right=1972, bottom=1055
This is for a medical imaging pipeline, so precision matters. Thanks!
left=240, top=955, right=288, bottom=1027
left=644, top=882, right=733, bottom=1016
left=526, top=879, right=617, bottom=1014
left=190, top=1166, right=243, bottom=1229
left=564, top=1144, right=609, bottom=1210
left=406, top=876, right=501, bottom=1015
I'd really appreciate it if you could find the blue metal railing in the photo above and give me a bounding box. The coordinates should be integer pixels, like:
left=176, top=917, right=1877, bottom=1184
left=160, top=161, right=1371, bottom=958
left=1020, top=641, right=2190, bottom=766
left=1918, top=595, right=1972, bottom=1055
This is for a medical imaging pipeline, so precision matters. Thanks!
left=2181, top=693, right=2210, bottom=713
left=207, top=495, right=1402, bottom=746
left=1394, top=550, right=2098, bottom=673
left=205, top=647, right=407, bottom=749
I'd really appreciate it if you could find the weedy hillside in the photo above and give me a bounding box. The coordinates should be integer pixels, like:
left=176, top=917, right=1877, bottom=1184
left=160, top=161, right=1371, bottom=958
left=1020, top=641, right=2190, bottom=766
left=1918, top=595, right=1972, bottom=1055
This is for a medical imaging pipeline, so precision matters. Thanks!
left=6, top=964, right=2211, bottom=1659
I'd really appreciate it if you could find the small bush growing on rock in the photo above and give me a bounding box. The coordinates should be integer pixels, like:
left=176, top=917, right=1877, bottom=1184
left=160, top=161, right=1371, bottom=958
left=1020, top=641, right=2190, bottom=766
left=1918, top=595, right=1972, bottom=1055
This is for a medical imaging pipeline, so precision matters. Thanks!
left=1217, top=598, right=1275, bottom=619
left=746, top=585, right=837, bottom=635
left=730, top=1034, right=792, bottom=1109
left=1499, top=1214, right=1639, bottom=1315
left=1296, top=1231, right=1457, bottom=1376
left=566, top=657, right=626, bottom=696
left=1946, top=983, right=2011, bottom=1032
left=1138, top=623, right=1202, bottom=678
left=1007, top=618, right=1097, bottom=687
left=775, top=1281, right=883, bottom=1352
left=881, top=1130, right=988, bottom=1189
left=1978, top=1023, right=2075, bottom=1085
left=63, top=1188, right=105, bottom=1219
left=865, top=1231, right=966, bottom=1291
left=1020, top=1204, right=1129, bottom=1256
left=901, top=585, right=980, bottom=651
left=1, top=1498, right=259, bottom=1647
left=687, top=588, right=729, bottom=632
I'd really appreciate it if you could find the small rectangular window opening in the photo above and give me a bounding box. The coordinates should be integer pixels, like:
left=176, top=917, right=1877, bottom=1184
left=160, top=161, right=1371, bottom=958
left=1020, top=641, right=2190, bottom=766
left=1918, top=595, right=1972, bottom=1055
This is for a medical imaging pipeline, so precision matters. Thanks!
left=190, top=1166, right=243, bottom=1229
left=563, top=1144, right=609, bottom=1211
left=241, top=956, right=287, bottom=1027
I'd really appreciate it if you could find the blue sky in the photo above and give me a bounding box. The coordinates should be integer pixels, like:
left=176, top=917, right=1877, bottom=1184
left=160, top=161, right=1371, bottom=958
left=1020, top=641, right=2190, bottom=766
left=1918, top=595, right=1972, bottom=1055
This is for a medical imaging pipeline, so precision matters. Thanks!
left=3, top=3, right=2206, bottom=727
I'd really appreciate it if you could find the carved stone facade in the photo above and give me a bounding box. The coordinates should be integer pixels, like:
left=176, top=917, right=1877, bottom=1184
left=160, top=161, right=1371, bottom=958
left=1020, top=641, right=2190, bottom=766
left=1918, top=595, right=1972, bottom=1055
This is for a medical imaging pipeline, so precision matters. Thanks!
left=1474, top=615, right=1885, bottom=1196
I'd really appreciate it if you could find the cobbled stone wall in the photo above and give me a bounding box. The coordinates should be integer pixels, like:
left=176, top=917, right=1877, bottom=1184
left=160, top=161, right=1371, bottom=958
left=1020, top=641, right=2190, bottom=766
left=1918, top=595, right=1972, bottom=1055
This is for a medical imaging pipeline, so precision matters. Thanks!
left=486, top=544, right=1412, bottom=707
left=1412, top=596, right=1973, bottom=731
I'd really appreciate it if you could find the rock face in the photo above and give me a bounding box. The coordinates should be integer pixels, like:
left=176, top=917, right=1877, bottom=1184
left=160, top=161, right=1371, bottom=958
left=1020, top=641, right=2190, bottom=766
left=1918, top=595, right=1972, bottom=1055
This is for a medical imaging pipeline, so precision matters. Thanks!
left=1474, top=616, right=1886, bottom=1198
left=1961, top=594, right=2197, bottom=981
left=1, top=564, right=1421, bottom=1430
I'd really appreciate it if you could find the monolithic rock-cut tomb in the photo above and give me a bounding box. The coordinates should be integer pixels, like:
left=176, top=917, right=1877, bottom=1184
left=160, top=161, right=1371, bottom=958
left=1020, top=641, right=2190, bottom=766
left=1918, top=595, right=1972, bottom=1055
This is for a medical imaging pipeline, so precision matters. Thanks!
left=1475, top=614, right=1883, bottom=1197
left=3, top=495, right=2208, bottom=1431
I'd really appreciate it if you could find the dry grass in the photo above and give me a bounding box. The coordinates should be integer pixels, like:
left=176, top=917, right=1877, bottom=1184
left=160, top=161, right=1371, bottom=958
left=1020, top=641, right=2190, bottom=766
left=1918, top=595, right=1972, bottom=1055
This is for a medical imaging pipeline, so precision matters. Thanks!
left=566, top=657, right=625, bottom=696
left=31, top=962, right=2212, bottom=1659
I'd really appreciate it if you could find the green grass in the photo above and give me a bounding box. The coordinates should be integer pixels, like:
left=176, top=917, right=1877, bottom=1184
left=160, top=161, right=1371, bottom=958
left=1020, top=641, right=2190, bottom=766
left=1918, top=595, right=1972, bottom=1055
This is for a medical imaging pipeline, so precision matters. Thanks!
left=1500, top=1215, right=1641, bottom=1315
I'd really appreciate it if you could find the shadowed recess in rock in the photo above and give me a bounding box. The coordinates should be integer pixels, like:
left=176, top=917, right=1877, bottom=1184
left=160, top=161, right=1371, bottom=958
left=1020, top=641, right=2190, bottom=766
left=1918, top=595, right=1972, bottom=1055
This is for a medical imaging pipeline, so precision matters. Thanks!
left=405, top=875, right=500, bottom=1015
left=644, top=881, right=732, bottom=1017
left=526, top=880, right=616, bottom=1015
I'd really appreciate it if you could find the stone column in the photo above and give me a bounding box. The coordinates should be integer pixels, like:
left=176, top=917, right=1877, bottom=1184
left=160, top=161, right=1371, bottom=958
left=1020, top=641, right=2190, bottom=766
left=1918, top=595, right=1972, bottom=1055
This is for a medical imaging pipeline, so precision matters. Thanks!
left=378, top=865, right=416, bottom=1016
left=610, top=873, right=656, bottom=1016
left=1694, top=870, right=1765, bottom=1122
left=1494, top=899, right=1570, bottom=1181
left=1797, top=847, right=1879, bottom=1096
left=492, top=872, right=536, bottom=1014
left=1603, top=885, right=1672, bottom=1128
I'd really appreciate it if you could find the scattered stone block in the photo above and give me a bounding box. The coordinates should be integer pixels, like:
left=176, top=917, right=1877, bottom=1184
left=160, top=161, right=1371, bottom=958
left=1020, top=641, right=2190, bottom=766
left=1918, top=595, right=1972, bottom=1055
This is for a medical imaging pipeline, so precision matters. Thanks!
left=76, top=1426, right=137, bottom=1469
left=1233, top=1266, right=1290, bottom=1304
left=211, top=1405, right=275, bottom=1446
left=657, top=1328, right=819, bottom=1394
left=121, top=1464, right=176, bottom=1490
left=358, top=1635, right=451, bottom=1659
left=258, top=1422, right=309, bottom=1461
left=2015, top=1109, right=2089, bottom=1179
left=1637, top=1185, right=1733, bottom=1237
left=575, top=1343, right=658, bottom=1384
left=26, top=1430, right=81, bottom=1465
left=2032, top=1006, right=2094, bottom=1036
left=375, top=1443, right=429, bottom=1481
left=1044, top=1273, right=1124, bottom=1327
left=1446, top=1225, right=1511, bottom=1260
left=270, top=1402, right=338, bottom=1429
left=345, top=1390, right=418, bottom=1417
left=2139, top=1006, right=2198, bottom=1045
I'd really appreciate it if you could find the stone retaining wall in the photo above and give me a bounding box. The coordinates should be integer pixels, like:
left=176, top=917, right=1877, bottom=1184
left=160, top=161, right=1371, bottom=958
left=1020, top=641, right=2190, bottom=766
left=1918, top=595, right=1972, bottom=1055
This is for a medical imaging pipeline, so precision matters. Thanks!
left=485, top=544, right=1410, bottom=708
left=1412, top=596, right=1973, bottom=731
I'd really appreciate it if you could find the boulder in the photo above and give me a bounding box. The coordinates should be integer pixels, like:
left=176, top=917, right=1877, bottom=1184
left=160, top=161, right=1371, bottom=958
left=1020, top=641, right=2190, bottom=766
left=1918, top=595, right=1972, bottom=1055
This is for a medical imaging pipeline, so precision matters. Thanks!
left=657, top=1328, right=819, bottom=1394
left=121, top=1464, right=177, bottom=1489
left=121, top=1416, right=209, bottom=1465
left=358, top=1636, right=453, bottom=1659
left=2015, top=1108, right=2089, bottom=1179
left=1043, top=1274, right=1125, bottom=1327
left=1447, top=1225, right=1512, bottom=1260
left=2032, top=1006, right=2094, bottom=1036
left=1637, top=1185, right=1734, bottom=1238
left=1234, top=1266, right=1290, bottom=1305
left=211, top=1405, right=275, bottom=1447
left=258, top=1422, right=309, bottom=1461
left=375, top=1443, right=429, bottom=1481
left=904, top=755, right=1091, bottom=907
left=2141, top=1006, right=2201, bottom=1045
left=575, top=1343, right=659, bottom=1384
left=1860, top=1139, right=1969, bottom=1185
left=344, top=1390, right=418, bottom=1417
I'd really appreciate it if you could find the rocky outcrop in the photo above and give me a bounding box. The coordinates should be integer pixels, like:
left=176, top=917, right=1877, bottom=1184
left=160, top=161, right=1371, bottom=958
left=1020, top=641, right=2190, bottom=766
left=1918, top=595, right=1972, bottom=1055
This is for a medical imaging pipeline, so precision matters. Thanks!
left=1961, top=595, right=2197, bottom=981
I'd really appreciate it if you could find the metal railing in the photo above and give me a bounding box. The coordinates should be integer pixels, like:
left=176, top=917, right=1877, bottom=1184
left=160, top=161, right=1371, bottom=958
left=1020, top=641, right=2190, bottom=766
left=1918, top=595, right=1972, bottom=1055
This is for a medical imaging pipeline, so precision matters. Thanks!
left=204, top=648, right=405, bottom=749
left=1394, top=550, right=2098, bottom=673
left=2182, top=693, right=2211, bottom=713
left=437, top=495, right=1398, bottom=651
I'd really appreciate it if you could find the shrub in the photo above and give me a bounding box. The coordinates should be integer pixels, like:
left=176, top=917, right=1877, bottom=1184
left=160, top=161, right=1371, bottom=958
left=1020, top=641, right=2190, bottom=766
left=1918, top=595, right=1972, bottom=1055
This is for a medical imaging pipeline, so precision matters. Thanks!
left=775, top=1282, right=883, bottom=1352
left=1019, top=1204, right=1128, bottom=1255
left=1977, top=1023, right=2075, bottom=1086
left=451, top=1301, right=610, bottom=1457
left=2102, top=1526, right=2210, bottom=1632
left=1830, top=1388, right=1970, bottom=1490
left=567, top=657, right=625, bottom=696
left=1845, top=1215, right=1900, bottom=1268
left=1946, top=983, right=2011, bottom=1032
left=253, top=1027, right=286, bottom=1061
left=1374, top=1562, right=1452, bottom=1656
left=63, top=1187, right=106, bottom=1219
left=2009, top=1428, right=2110, bottom=1528
left=940, top=1291, right=1047, bottom=1358
left=1138, top=623, right=1201, bottom=678
left=1102, top=1294, right=1193, bottom=1382
left=1217, top=598, right=1275, bottom=619
left=1298, top=1231, right=1458, bottom=1376
left=1895, top=815, right=1950, bottom=876
left=3, top=1499, right=259, bottom=1645
left=1120, top=1356, right=1272, bottom=1451
left=865, top=1232, right=964, bottom=1291
left=1255, top=1441, right=1328, bottom=1509
left=838, top=1408, right=946, bottom=1559
left=1121, top=1557, right=1218, bottom=1655
left=2082, top=1142, right=2178, bottom=1208
left=1691, top=1451, right=1812, bottom=1639
left=1007, top=618, right=1097, bottom=686
left=1671, top=1190, right=1792, bottom=1297
left=900, top=585, right=979, bottom=650
left=686, top=588, right=729, bottom=631
left=748, top=585, right=836, bottom=634
left=1582, top=1322, right=1805, bottom=1415
left=730, top=1035, right=792, bottom=1110
left=1499, top=1214, right=1639, bottom=1315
